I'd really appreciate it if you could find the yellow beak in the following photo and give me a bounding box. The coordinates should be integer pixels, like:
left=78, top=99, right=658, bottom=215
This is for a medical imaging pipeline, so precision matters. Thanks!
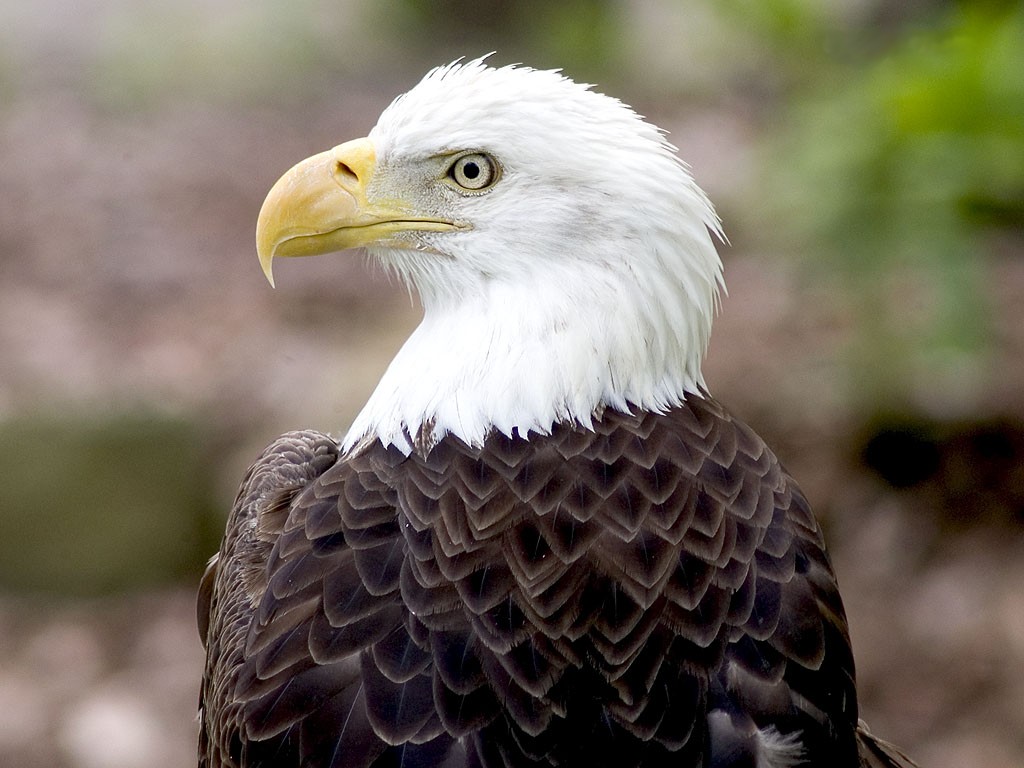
left=255, top=137, right=458, bottom=287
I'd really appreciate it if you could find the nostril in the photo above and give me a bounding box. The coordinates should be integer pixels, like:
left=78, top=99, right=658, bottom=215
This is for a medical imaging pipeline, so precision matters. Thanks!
left=335, top=160, right=357, bottom=182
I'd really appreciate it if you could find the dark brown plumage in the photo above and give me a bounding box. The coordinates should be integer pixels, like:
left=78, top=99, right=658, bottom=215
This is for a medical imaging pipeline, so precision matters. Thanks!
left=198, top=397, right=916, bottom=768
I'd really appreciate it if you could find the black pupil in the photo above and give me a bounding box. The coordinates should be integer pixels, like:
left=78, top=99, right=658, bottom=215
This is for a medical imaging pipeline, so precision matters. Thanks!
left=462, top=160, right=480, bottom=180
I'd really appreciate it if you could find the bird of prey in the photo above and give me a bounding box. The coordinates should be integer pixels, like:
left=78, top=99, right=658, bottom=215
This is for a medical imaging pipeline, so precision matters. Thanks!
left=198, top=58, right=917, bottom=768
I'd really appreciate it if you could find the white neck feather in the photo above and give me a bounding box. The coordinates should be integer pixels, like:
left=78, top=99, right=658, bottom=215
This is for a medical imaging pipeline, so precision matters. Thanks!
left=343, top=231, right=720, bottom=455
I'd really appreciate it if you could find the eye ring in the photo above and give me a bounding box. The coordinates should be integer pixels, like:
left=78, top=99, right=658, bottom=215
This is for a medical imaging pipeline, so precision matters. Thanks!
left=446, top=152, right=498, bottom=192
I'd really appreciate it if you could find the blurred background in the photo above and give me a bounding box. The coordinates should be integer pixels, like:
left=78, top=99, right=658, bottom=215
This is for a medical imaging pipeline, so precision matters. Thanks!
left=1, top=0, right=1022, bottom=766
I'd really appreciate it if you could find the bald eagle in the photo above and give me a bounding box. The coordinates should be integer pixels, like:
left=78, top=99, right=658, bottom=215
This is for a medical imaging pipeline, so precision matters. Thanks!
left=198, top=59, right=917, bottom=768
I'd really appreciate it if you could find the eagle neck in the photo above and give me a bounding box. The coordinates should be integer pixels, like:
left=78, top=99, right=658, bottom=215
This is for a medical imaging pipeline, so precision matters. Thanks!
left=342, top=259, right=711, bottom=456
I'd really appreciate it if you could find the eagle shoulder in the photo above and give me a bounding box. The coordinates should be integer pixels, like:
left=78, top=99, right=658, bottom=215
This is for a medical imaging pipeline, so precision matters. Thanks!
left=198, top=430, right=340, bottom=768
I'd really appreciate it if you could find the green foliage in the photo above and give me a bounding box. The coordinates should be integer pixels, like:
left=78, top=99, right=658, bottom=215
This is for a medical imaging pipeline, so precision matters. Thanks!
left=76, top=0, right=624, bottom=109
left=765, top=2, right=1024, bottom=408
left=0, top=412, right=221, bottom=595
left=376, top=0, right=622, bottom=79
left=716, top=0, right=834, bottom=53
left=85, top=0, right=359, bottom=108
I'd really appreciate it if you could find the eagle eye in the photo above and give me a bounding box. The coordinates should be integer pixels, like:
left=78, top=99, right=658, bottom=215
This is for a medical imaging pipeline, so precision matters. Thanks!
left=447, top=153, right=498, bottom=192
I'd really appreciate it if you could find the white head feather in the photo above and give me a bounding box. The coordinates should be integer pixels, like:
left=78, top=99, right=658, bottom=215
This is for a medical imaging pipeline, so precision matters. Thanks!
left=344, top=58, right=724, bottom=455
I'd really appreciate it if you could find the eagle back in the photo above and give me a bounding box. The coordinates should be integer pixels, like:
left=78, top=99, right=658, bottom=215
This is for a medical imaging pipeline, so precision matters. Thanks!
left=200, top=397, right=859, bottom=768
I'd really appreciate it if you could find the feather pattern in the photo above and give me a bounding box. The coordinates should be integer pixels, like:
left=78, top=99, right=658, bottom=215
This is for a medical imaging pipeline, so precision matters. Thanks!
left=197, top=397, right=912, bottom=768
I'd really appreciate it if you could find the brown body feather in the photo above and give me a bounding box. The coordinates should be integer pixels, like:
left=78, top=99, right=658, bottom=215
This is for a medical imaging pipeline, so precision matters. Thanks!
left=199, top=397, right=915, bottom=767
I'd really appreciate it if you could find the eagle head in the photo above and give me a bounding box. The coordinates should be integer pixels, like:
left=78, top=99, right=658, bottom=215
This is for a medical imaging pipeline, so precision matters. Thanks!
left=256, top=58, right=725, bottom=454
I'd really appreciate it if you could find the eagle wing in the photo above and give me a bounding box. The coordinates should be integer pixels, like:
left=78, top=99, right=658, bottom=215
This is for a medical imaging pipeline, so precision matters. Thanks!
left=199, top=399, right=905, bottom=768
left=199, top=430, right=344, bottom=767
